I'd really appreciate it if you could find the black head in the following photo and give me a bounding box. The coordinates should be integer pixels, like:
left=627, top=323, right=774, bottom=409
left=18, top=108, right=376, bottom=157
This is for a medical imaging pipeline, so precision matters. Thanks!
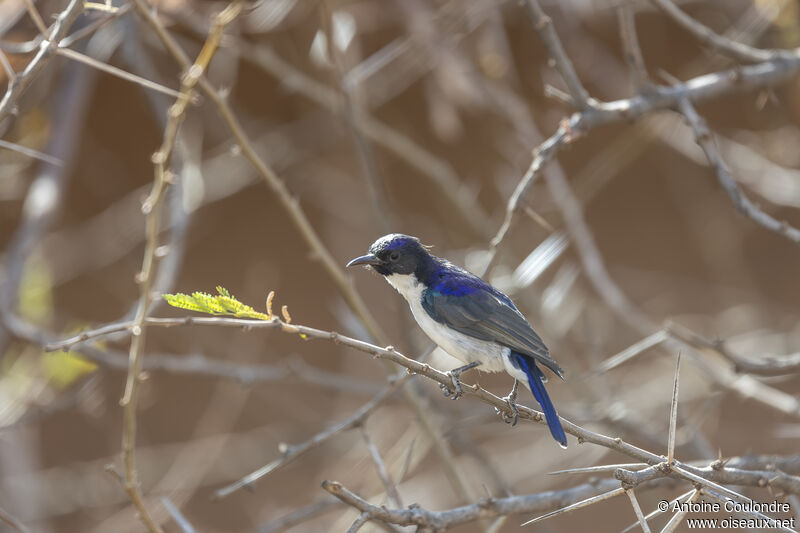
left=346, top=234, right=431, bottom=276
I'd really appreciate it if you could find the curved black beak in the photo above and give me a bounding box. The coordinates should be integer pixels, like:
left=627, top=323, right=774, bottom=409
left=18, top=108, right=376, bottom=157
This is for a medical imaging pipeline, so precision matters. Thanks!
left=346, top=253, right=381, bottom=267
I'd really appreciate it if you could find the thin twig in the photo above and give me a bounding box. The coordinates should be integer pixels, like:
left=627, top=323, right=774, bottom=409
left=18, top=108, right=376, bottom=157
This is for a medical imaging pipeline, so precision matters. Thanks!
left=617, top=1, right=650, bottom=91
left=160, top=497, right=196, bottom=533
left=346, top=512, right=371, bottom=533
left=485, top=120, right=574, bottom=273
left=214, top=374, right=408, bottom=499
left=23, top=0, right=51, bottom=40
left=624, top=489, right=652, bottom=533
left=59, top=3, right=133, bottom=48
left=0, top=138, right=63, bottom=166
left=323, top=477, right=627, bottom=530
left=669, top=322, right=800, bottom=374
left=494, top=53, right=800, bottom=265
left=360, top=425, right=403, bottom=508
left=0, top=49, right=15, bottom=82
left=667, top=352, right=681, bottom=466
left=0, top=0, right=84, bottom=125
left=597, top=330, right=668, bottom=373
left=0, top=505, right=30, bottom=533
left=257, top=499, right=341, bottom=533
left=665, top=321, right=800, bottom=376
left=620, top=488, right=696, bottom=533
left=649, top=0, right=783, bottom=63
left=659, top=489, right=698, bottom=533
left=55, top=46, right=182, bottom=98
left=523, top=0, right=591, bottom=109
left=118, top=5, right=241, bottom=531
left=77, top=345, right=381, bottom=394
left=678, top=98, right=800, bottom=245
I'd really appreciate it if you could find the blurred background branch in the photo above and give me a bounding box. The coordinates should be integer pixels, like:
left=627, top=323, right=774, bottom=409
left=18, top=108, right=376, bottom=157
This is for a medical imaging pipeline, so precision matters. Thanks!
left=1, top=0, right=799, bottom=531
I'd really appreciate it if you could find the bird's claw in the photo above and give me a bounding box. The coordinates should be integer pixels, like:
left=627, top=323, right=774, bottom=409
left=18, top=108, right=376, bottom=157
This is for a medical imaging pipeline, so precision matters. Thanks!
left=438, top=362, right=479, bottom=400
left=495, top=398, right=519, bottom=426
left=440, top=372, right=464, bottom=400
left=495, top=379, right=520, bottom=426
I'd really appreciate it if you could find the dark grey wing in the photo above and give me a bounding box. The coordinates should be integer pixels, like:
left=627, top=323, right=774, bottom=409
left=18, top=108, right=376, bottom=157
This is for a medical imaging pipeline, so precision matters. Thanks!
left=421, top=288, right=564, bottom=379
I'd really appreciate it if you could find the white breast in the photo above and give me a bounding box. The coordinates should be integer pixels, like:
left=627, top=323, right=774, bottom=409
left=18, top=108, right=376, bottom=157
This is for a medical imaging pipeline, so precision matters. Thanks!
left=384, top=273, right=508, bottom=372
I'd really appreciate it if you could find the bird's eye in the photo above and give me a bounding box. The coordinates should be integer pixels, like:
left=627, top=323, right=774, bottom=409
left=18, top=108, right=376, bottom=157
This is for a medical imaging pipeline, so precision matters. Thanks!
left=389, top=252, right=400, bottom=261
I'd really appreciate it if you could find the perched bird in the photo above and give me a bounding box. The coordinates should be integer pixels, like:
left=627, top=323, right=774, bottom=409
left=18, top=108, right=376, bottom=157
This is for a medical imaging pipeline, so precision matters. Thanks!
left=347, top=234, right=567, bottom=447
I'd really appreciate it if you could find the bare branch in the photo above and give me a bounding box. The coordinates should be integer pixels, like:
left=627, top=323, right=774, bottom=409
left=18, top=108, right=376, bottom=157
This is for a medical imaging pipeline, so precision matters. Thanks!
left=0, top=49, right=15, bottom=82
left=55, top=46, right=182, bottom=98
left=257, top=499, right=341, bottom=533
left=118, top=5, right=241, bottom=531
left=214, top=374, right=408, bottom=499
left=22, top=0, right=50, bottom=40
left=665, top=321, right=800, bottom=376
left=0, top=138, right=63, bottom=166
left=360, top=425, right=403, bottom=508
left=0, top=0, right=84, bottom=125
left=490, top=54, right=800, bottom=269
left=0, top=505, right=30, bottom=533
left=324, top=477, right=626, bottom=530
left=597, top=330, right=668, bottom=373
left=678, top=98, right=800, bottom=245
left=649, top=0, right=783, bottom=63
left=76, top=345, right=381, bottom=394
left=239, top=44, right=492, bottom=238
left=617, top=1, right=650, bottom=91
left=346, top=512, right=371, bottom=533
left=486, top=119, right=573, bottom=273
left=160, top=497, right=196, bottom=533
left=523, top=0, right=592, bottom=110
left=47, top=314, right=800, bottom=497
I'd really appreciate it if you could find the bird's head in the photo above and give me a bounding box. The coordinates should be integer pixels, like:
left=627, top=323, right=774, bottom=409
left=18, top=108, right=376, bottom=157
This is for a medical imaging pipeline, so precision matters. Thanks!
left=346, top=234, right=430, bottom=277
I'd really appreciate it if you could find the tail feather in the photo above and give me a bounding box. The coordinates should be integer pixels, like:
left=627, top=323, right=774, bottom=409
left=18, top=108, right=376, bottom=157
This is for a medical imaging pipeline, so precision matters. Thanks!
left=511, top=352, right=567, bottom=448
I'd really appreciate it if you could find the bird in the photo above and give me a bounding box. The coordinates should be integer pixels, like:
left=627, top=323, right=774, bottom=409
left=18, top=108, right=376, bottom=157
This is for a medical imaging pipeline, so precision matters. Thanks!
left=347, top=233, right=567, bottom=448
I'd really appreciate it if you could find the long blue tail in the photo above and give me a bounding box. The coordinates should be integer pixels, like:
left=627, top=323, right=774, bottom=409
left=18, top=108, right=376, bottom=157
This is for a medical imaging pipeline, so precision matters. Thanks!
left=511, top=352, right=567, bottom=448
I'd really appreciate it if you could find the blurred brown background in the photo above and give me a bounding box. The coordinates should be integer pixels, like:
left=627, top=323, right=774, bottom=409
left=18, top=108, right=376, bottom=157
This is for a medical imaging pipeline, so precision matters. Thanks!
left=1, top=0, right=799, bottom=531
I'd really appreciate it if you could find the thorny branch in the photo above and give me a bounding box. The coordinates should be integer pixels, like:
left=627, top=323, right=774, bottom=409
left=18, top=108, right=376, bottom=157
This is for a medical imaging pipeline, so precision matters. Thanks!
left=48, top=314, right=800, bottom=504
left=5, top=1, right=800, bottom=531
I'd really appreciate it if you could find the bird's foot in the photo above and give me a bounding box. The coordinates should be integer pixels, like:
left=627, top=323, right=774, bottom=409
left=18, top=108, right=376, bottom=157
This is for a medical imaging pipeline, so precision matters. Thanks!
left=495, top=379, right=520, bottom=426
left=439, top=361, right=480, bottom=400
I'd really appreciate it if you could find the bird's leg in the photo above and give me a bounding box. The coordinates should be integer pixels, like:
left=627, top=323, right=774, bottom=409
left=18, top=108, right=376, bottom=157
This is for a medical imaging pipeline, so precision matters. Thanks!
left=495, top=379, right=520, bottom=426
left=439, top=361, right=481, bottom=400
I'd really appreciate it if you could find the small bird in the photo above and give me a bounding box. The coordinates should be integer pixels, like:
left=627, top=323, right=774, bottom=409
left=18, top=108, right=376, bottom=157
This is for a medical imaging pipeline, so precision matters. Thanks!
left=347, top=234, right=567, bottom=447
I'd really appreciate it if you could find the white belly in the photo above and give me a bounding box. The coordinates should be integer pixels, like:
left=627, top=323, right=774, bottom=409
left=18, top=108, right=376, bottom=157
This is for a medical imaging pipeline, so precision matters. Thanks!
left=385, top=273, right=509, bottom=373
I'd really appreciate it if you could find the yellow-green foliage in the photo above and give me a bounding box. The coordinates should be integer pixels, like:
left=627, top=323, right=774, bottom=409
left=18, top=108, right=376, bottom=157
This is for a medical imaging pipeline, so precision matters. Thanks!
left=41, top=350, right=98, bottom=389
left=19, top=254, right=53, bottom=324
left=163, top=286, right=272, bottom=320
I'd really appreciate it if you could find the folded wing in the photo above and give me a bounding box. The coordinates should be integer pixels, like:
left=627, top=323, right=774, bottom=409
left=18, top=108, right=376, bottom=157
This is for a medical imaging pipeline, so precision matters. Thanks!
left=422, top=285, right=564, bottom=379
